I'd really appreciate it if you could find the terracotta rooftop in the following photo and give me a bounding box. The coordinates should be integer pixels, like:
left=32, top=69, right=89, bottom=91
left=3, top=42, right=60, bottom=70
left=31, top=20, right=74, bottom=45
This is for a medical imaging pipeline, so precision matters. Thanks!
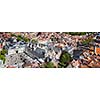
left=95, top=47, right=100, bottom=55
left=7, top=66, right=16, bottom=68
left=80, top=64, right=89, bottom=68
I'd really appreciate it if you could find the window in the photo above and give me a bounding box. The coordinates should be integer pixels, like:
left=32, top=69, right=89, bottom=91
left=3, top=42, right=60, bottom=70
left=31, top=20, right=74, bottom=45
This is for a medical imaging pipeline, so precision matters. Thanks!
left=16, top=50, right=18, bottom=53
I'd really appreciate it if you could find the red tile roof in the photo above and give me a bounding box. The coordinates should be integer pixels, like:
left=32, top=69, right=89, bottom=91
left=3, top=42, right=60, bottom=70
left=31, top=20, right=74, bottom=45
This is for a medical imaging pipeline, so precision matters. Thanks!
left=95, top=47, right=100, bottom=55
left=7, top=66, right=16, bottom=68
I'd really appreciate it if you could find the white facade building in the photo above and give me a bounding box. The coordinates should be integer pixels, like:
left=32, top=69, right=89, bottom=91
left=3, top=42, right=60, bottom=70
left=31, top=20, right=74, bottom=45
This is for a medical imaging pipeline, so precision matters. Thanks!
left=0, top=60, right=4, bottom=68
left=7, top=46, right=26, bottom=55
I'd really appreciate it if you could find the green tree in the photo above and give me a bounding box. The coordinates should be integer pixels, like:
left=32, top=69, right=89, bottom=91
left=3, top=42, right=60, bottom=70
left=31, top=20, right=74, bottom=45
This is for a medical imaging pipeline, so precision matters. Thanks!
left=0, top=55, right=6, bottom=63
left=0, top=49, right=8, bottom=64
left=23, top=37, right=30, bottom=42
left=65, top=32, right=87, bottom=35
left=58, top=51, right=72, bottom=68
left=16, top=35, right=30, bottom=42
left=32, top=39, right=38, bottom=43
left=65, top=32, right=95, bottom=35
left=17, top=35, right=23, bottom=41
left=11, top=34, right=17, bottom=37
left=44, top=62, right=55, bottom=68
left=81, top=38, right=94, bottom=45
left=0, top=49, right=7, bottom=55
left=17, top=37, right=22, bottom=41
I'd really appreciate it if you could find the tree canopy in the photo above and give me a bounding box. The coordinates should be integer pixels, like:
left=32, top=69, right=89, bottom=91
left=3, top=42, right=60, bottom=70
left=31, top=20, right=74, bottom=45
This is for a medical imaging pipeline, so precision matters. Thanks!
left=81, top=38, right=94, bottom=45
left=64, top=32, right=94, bottom=35
left=23, top=37, right=30, bottom=42
left=32, top=39, right=38, bottom=43
left=0, top=49, right=7, bottom=63
left=0, top=54, right=6, bottom=63
left=17, top=35, right=23, bottom=41
left=0, top=49, right=7, bottom=55
left=16, top=35, right=30, bottom=42
left=58, top=51, right=72, bottom=68
left=44, top=62, right=55, bottom=68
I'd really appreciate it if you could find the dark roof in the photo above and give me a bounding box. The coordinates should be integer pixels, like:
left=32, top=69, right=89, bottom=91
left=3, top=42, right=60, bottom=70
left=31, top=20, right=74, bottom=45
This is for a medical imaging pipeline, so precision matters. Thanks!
left=73, top=50, right=83, bottom=59
left=32, top=48, right=45, bottom=58
left=95, top=40, right=100, bottom=43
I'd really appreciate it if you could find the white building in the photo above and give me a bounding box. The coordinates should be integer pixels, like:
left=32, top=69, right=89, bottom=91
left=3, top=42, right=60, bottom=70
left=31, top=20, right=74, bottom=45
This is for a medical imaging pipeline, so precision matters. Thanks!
left=7, top=45, right=26, bottom=55
left=0, top=60, right=4, bottom=68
